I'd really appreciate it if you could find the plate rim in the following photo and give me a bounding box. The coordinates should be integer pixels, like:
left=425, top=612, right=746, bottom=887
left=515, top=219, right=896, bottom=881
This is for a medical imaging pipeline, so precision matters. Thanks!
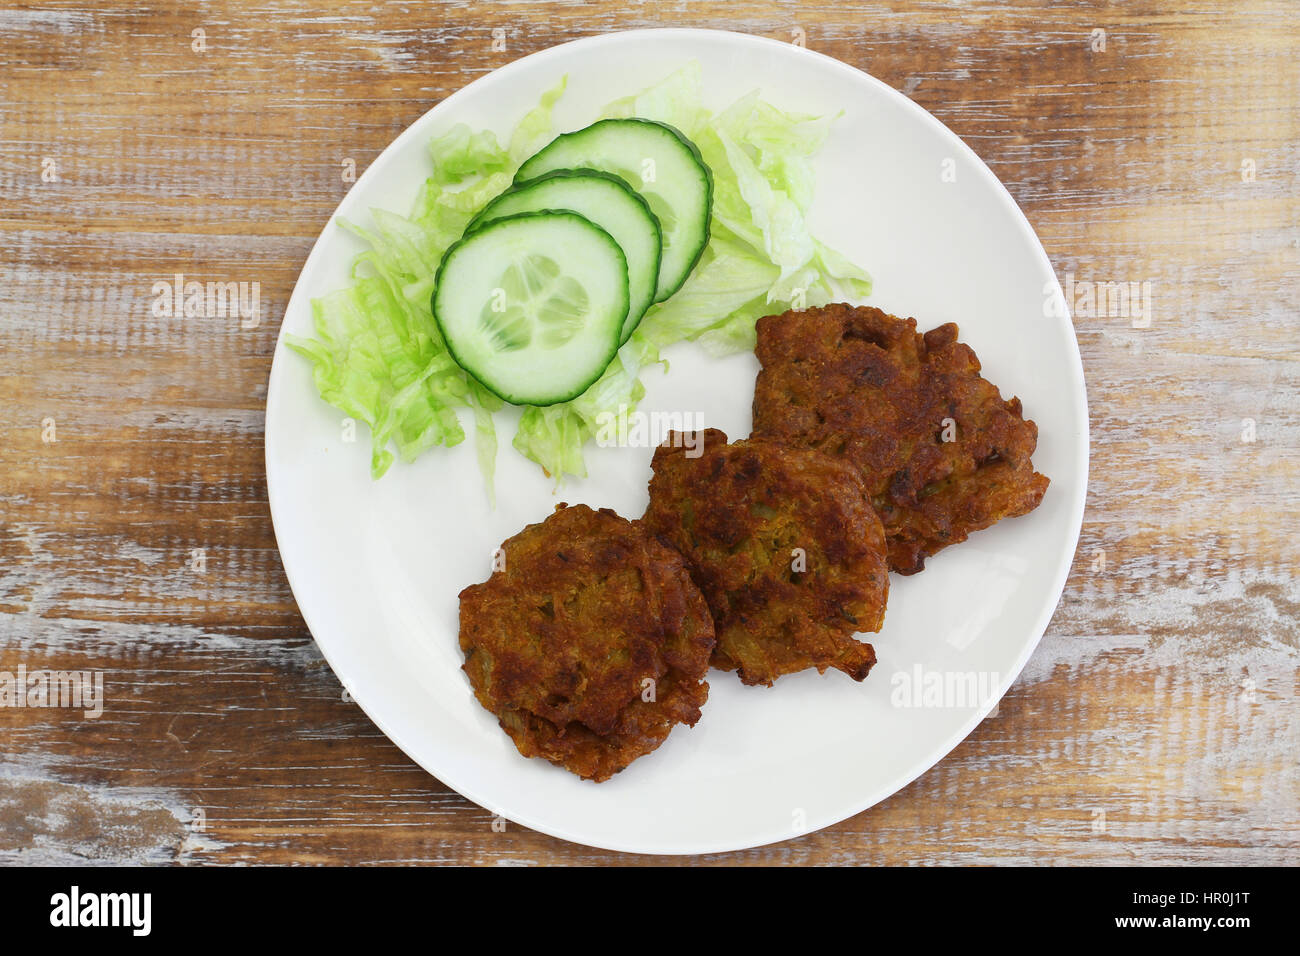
left=264, top=26, right=1090, bottom=856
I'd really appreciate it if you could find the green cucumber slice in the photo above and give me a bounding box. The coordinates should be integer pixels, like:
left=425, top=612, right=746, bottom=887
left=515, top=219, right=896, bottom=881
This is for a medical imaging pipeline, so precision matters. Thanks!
left=468, top=170, right=661, bottom=344
left=432, top=211, right=629, bottom=407
left=515, top=118, right=712, bottom=302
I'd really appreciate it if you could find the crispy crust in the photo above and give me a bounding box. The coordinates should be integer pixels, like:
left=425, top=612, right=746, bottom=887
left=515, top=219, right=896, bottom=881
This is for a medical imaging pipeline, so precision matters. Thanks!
left=640, top=428, right=887, bottom=687
left=458, top=504, right=715, bottom=782
left=751, top=304, right=1049, bottom=574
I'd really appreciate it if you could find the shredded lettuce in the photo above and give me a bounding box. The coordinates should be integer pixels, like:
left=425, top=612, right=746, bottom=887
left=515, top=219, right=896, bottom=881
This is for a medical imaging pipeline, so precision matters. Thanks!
left=286, top=79, right=567, bottom=478
left=288, top=62, right=870, bottom=486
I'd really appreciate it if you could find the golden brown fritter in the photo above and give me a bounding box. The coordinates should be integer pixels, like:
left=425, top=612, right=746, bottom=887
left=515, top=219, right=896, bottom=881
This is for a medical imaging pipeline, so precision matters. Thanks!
left=458, top=503, right=715, bottom=782
left=640, top=428, right=887, bottom=687
left=751, top=304, right=1049, bottom=575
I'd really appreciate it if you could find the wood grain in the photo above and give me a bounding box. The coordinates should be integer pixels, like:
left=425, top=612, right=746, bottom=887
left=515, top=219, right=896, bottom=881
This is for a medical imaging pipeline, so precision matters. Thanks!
left=1, top=0, right=1296, bottom=864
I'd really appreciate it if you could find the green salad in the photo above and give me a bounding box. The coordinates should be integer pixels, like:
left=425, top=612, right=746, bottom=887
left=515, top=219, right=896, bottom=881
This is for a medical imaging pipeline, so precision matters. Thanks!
left=286, top=61, right=871, bottom=493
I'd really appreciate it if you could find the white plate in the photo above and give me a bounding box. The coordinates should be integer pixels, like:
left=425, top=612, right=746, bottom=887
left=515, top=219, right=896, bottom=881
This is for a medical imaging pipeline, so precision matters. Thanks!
left=265, top=28, right=1088, bottom=855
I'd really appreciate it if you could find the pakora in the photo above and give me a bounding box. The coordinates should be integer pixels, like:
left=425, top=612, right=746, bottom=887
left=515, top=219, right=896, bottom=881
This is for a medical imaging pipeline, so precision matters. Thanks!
left=751, top=304, right=1048, bottom=574
left=458, top=503, right=715, bottom=782
left=640, top=428, right=887, bottom=686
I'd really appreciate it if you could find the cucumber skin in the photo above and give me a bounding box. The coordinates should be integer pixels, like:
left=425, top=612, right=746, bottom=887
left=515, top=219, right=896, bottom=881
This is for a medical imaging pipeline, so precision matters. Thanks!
left=431, top=210, right=627, bottom=408
left=467, top=168, right=662, bottom=250
left=465, top=168, right=663, bottom=344
left=515, top=118, right=714, bottom=302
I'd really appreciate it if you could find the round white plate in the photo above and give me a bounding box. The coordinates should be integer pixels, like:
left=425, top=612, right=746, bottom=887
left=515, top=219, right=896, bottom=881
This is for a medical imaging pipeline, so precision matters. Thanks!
left=265, top=28, right=1088, bottom=855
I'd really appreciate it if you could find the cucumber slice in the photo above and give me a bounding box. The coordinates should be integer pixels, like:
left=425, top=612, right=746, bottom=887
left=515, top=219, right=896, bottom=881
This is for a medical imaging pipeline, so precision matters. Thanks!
left=515, top=118, right=712, bottom=303
left=432, top=211, right=629, bottom=407
left=467, top=170, right=660, bottom=344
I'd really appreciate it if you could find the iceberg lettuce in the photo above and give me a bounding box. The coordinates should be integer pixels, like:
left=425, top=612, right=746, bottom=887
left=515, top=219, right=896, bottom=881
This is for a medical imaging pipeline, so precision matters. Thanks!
left=288, top=63, right=870, bottom=485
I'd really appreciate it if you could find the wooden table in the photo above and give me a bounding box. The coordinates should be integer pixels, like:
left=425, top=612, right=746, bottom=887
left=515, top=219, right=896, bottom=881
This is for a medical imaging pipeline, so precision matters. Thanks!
left=2, top=0, right=1296, bottom=865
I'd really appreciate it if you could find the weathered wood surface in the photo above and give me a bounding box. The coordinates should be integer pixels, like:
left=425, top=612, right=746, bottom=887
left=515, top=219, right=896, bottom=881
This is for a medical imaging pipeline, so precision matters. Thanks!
left=1, top=0, right=1296, bottom=864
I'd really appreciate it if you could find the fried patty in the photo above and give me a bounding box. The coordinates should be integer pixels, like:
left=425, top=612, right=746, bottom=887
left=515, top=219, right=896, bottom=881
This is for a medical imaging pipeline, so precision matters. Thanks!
left=640, top=428, right=887, bottom=687
left=458, top=503, right=715, bottom=782
left=751, top=304, right=1049, bottom=574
